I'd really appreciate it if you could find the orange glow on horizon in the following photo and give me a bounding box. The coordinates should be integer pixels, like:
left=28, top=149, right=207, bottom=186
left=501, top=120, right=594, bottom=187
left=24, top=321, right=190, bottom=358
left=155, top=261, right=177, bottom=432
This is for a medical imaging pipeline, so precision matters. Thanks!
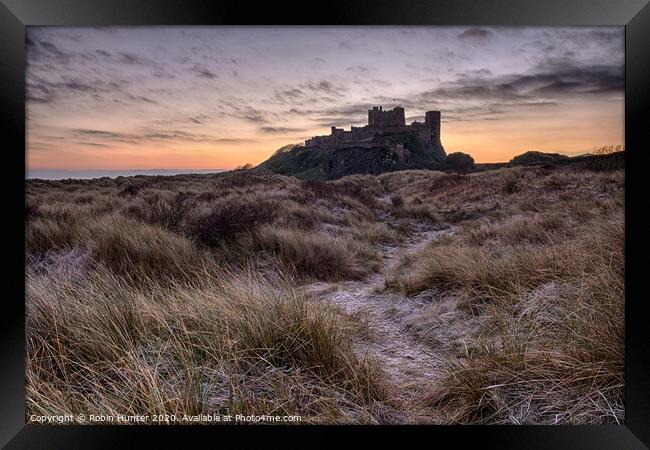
left=25, top=27, right=624, bottom=172
left=28, top=104, right=624, bottom=170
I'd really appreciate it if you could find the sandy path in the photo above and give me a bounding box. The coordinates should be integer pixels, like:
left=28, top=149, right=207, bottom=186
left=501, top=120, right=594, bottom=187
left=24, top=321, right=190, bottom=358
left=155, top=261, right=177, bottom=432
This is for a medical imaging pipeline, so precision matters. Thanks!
left=309, top=224, right=454, bottom=420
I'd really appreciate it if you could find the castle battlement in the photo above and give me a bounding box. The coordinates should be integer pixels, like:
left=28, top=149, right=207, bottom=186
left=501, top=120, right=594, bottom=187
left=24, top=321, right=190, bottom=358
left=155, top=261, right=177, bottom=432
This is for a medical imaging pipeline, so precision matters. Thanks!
left=304, top=106, right=441, bottom=149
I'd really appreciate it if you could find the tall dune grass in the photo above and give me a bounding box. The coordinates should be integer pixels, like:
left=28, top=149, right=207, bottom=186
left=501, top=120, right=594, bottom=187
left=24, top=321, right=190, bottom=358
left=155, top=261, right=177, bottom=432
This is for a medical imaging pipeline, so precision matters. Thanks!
left=26, top=267, right=388, bottom=422
left=25, top=162, right=624, bottom=424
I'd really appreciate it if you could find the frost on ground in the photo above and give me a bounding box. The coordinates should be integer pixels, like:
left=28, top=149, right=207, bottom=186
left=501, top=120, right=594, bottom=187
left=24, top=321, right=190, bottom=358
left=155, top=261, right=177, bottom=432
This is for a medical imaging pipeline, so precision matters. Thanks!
left=25, top=164, right=624, bottom=424
left=309, top=226, right=461, bottom=422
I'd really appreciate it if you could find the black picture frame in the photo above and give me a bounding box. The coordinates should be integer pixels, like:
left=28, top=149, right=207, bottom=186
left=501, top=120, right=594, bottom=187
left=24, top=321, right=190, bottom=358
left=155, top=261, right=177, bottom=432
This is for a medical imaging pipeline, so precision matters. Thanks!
left=2, top=0, right=649, bottom=448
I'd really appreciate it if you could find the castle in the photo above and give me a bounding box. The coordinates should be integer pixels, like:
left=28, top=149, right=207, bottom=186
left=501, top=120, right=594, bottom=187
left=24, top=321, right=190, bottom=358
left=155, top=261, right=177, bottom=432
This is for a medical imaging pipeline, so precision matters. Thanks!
left=304, top=106, right=441, bottom=149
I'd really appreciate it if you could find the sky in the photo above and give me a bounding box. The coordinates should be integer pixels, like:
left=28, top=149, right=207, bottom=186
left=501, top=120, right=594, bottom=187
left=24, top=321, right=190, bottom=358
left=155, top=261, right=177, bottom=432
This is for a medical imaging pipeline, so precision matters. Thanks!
left=26, top=26, right=624, bottom=170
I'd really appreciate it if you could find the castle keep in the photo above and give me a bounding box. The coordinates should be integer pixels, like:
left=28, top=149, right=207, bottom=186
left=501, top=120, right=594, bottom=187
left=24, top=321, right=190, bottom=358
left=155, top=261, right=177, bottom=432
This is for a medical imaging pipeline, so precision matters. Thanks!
left=304, top=106, right=441, bottom=149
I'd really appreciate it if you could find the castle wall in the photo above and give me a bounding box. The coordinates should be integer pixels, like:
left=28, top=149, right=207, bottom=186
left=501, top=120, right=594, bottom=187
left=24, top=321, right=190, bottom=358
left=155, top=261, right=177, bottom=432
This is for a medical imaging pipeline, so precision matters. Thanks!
left=304, top=106, right=441, bottom=148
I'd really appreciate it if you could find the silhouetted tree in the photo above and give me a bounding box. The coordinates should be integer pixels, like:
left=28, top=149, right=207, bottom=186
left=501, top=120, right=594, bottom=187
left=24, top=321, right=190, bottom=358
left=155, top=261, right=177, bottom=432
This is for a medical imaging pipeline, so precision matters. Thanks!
left=445, top=152, right=475, bottom=176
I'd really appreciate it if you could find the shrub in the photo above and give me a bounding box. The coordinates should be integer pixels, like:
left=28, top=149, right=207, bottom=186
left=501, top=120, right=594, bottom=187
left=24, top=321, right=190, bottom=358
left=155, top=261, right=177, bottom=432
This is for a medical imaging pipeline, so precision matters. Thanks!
left=26, top=218, right=78, bottom=254
left=126, top=190, right=197, bottom=231
left=25, top=196, right=43, bottom=223
left=593, top=144, right=623, bottom=155
left=445, top=152, right=475, bottom=176
left=302, top=180, right=337, bottom=199
left=255, top=227, right=373, bottom=281
left=429, top=173, right=465, bottom=192
left=118, top=179, right=152, bottom=197
left=190, top=197, right=279, bottom=246
left=502, top=178, right=519, bottom=194
left=508, top=151, right=569, bottom=166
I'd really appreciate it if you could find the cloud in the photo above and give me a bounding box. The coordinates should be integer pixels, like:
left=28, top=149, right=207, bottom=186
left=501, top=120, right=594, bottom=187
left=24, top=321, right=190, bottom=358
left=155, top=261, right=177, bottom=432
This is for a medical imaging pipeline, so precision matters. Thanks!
left=25, top=26, right=625, bottom=161
left=70, top=127, right=252, bottom=145
left=274, top=88, right=305, bottom=102
left=118, top=52, right=148, bottom=65
left=458, top=28, right=493, bottom=41
left=421, top=62, right=623, bottom=104
left=190, top=64, right=218, bottom=79
left=72, top=128, right=138, bottom=144
left=187, top=114, right=207, bottom=124
left=26, top=36, right=71, bottom=64
left=301, top=80, right=345, bottom=95
left=339, top=41, right=354, bottom=50
left=77, top=142, right=112, bottom=147
left=241, top=107, right=268, bottom=124
left=26, top=75, right=131, bottom=105
left=272, top=81, right=350, bottom=106
left=127, top=94, right=158, bottom=104
left=345, top=65, right=373, bottom=74
left=26, top=83, right=55, bottom=104
left=259, top=126, right=306, bottom=133
left=458, top=68, right=493, bottom=78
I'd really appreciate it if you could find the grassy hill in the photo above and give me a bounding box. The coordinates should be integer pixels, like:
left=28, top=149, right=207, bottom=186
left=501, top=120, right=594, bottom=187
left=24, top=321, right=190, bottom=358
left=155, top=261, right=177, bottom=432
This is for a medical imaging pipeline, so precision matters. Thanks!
left=259, top=131, right=446, bottom=180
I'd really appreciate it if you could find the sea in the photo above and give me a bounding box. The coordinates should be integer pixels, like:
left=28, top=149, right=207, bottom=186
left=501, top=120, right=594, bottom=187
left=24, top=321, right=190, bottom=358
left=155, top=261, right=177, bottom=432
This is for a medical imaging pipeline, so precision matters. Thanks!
left=27, top=169, right=225, bottom=180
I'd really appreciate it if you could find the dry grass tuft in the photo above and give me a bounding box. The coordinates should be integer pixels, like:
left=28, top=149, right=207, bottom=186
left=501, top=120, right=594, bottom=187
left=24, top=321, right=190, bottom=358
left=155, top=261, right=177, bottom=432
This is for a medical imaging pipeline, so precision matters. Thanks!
left=255, top=226, right=378, bottom=281
left=26, top=268, right=388, bottom=422
left=82, top=216, right=209, bottom=282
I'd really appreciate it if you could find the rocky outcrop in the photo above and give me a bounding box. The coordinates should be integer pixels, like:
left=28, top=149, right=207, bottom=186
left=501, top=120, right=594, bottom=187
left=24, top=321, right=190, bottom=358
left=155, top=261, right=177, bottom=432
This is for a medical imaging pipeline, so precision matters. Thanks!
left=259, top=131, right=445, bottom=180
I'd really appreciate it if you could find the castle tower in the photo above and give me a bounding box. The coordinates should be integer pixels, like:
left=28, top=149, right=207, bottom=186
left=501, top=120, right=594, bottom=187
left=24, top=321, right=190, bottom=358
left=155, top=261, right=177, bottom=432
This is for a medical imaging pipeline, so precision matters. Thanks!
left=425, top=111, right=441, bottom=141
left=368, top=106, right=406, bottom=127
